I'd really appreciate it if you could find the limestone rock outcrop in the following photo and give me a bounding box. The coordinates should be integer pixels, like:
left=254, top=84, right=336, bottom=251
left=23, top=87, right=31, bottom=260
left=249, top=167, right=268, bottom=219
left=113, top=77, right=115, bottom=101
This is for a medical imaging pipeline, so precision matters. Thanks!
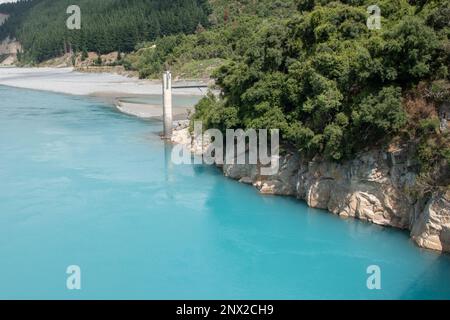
left=411, top=191, right=450, bottom=252
left=171, top=128, right=450, bottom=253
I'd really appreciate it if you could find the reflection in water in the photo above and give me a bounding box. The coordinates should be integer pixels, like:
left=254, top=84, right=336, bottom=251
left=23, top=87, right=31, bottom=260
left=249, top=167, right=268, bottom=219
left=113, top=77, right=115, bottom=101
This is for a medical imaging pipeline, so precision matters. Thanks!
left=164, top=141, right=174, bottom=183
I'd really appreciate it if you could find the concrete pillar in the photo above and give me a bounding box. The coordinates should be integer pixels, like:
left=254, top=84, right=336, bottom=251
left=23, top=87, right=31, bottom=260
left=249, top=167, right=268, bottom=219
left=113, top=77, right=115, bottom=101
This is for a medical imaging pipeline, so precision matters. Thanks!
left=162, top=71, right=173, bottom=139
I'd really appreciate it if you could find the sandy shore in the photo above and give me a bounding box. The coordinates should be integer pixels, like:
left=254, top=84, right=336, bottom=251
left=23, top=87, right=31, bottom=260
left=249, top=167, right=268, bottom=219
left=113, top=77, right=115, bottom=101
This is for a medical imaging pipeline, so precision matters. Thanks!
left=0, top=67, right=208, bottom=119
left=115, top=100, right=191, bottom=120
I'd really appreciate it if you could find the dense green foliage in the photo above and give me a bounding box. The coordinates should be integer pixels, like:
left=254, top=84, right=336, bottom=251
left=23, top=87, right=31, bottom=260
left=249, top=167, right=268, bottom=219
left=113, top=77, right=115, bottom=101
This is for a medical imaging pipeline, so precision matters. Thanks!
left=0, top=0, right=39, bottom=42
left=192, top=0, right=450, bottom=171
left=124, top=0, right=297, bottom=78
left=0, top=0, right=211, bottom=62
left=1, top=0, right=449, bottom=183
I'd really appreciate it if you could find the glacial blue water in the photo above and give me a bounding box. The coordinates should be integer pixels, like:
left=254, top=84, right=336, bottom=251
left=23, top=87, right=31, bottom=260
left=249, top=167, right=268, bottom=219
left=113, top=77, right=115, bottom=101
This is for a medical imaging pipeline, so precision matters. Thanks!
left=0, top=85, right=449, bottom=300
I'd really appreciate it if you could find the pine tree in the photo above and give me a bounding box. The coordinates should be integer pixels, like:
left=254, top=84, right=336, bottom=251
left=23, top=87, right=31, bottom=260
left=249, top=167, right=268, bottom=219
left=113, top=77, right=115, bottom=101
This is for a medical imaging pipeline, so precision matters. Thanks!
left=0, top=0, right=212, bottom=62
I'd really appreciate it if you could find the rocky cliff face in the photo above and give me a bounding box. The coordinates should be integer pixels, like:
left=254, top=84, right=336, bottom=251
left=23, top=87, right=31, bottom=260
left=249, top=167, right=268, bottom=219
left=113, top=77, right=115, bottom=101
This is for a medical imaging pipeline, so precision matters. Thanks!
left=0, top=13, right=21, bottom=65
left=172, top=128, right=450, bottom=253
left=0, top=36, right=22, bottom=65
left=0, top=37, right=21, bottom=54
left=0, top=13, right=8, bottom=26
left=411, top=190, right=450, bottom=252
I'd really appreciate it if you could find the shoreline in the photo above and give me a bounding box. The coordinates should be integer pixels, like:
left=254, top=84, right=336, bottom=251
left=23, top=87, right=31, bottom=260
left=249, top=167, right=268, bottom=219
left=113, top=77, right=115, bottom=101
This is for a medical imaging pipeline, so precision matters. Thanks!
left=3, top=67, right=448, bottom=255
left=170, top=127, right=450, bottom=255
left=115, top=99, right=191, bottom=121
left=0, top=67, right=208, bottom=120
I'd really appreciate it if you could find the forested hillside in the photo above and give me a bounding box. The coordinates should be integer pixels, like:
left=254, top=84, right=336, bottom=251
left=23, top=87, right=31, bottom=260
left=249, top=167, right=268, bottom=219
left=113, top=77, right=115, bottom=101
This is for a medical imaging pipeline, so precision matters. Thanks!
left=0, top=0, right=296, bottom=71
left=124, top=0, right=297, bottom=78
left=0, top=0, right=38, bottom=41
left=0, top=0, right=211, bottom=62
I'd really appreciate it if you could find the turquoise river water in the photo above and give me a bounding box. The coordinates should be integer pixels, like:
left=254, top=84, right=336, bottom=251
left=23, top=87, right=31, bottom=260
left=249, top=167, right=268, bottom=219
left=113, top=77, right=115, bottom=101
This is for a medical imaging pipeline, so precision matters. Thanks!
left=0, top=85, right=450, bottom=299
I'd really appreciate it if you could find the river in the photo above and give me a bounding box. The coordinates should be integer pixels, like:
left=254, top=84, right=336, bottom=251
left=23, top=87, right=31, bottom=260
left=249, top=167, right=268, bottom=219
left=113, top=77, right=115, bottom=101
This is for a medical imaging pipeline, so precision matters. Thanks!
left=0, top=85, right=449, bottom=299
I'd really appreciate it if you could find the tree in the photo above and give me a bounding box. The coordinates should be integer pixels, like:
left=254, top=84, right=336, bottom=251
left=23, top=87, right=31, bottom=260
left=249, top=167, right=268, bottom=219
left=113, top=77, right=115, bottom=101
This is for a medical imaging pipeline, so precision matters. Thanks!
left=193, top=0, right=449, bottom=162
left=0, top=0, right=212, bottom=62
